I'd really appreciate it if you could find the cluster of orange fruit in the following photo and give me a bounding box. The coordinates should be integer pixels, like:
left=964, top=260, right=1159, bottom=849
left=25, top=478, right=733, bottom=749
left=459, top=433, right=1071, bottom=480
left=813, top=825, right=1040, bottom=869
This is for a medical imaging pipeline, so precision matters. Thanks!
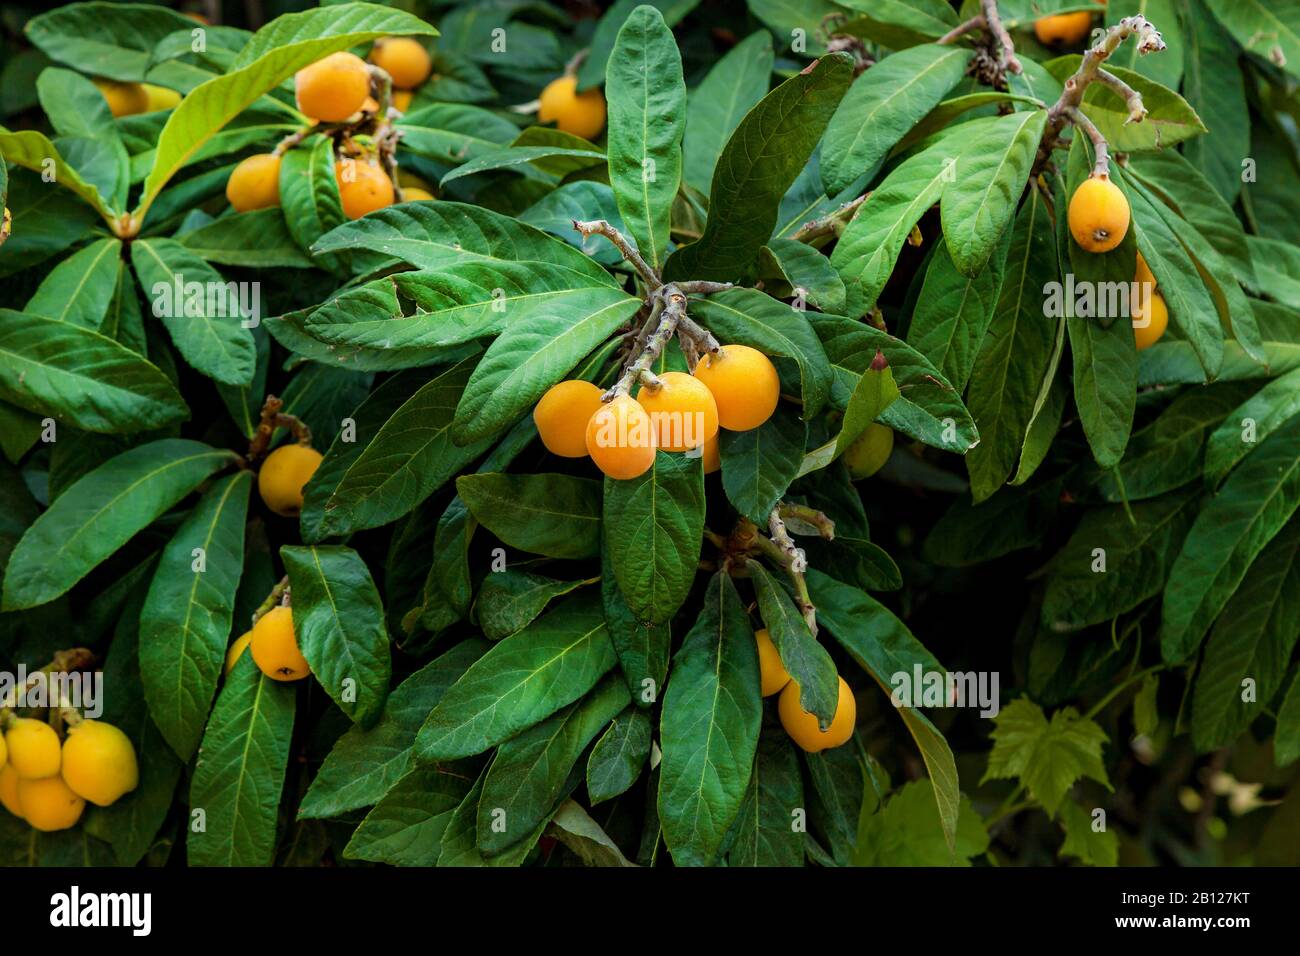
left=0, top=716, right=139, bottom=832
left=756, top=629, right=856, bottom=752
left=534, top=344, right=780, bottom=480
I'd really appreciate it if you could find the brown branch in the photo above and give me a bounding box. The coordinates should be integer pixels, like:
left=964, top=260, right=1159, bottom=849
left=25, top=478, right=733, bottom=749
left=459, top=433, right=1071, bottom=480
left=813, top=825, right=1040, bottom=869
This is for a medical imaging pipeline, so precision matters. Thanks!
left=604, top=285, right=688, bottom=399
left=777, top=502, right=836, bottom=540
left=247, top=395, right=312, bottom=463
left=981, top=0, right=1021, bottom=75
left=937, top=14, right=986, bottom=46
left=573, top=219, right=661, bottom=289
left=792, top=193, right=868, bottom=243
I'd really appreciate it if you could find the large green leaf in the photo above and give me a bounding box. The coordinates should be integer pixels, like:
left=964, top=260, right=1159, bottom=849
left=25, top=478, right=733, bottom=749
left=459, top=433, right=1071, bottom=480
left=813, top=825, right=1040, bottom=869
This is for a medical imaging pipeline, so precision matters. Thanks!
left=964, top=188, right=1060, bottom=501
left=1204, top=372, right=1300, bottom=486
left=416, top=595, right=617, bottom=761
left=748, top=559, right=838, bottom=725
left=1206, top=0, right=1300, bottom=83
left=822, top=44, right=970, bottom=196
left=2, top=439, right=235, bottom=610
left=728, top=728, right=804, bottom=867
left=343, top=766, right=473, bottom=866
left=457, top=472, right=602, bottom=560
left=136, top=3, right=437, bottom=218
left=299, top=640, right=488, bottom=819
left=476, top=570, right=595, bottom=641
left=605, top=4, right=685, bottom=272
left=282, top=545, right=392, bottom=728
left=657, top=573, right=762, bottom=866
left=25, top=2, right=197, bottom=81
left=1161, top=414, right=1300, bottom=662
left=1191, top=517, right=1300, bottom=751
left=602, top=542, right=671, bottom=707
left=478, top=672, right=629, bottom=855
left=0, top=129, right=117, bottom=219
left=576, top=0, right=701, bottom=89
left=187, top=654, right=296, bottom=866
left=683, top=31, right=773, bottom=194
left=139, top=471, right=252, bottom=760
left=664, top=53, right=854, bottom=282
left=854, top=779, right=989, bottom=866
left=24, top=238, right=123, bottom=330
left=1179, top=0, right=1249, bottom=204
left=0, top=308, right=186, bottom=434
left=587, top=707, right=653, bottom=805
left=603, top=450, right=705, bottom=625
left=130, top=238, right=257, bottom=386
left=720, top=405, right=807, bottom=519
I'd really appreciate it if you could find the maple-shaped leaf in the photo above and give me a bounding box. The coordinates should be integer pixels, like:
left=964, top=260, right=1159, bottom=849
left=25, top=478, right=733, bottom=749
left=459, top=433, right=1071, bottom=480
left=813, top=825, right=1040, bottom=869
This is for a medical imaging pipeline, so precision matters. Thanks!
left=982, top=698, right=1112, bottom=817
left=1058, top=800, right=1119, bottom=867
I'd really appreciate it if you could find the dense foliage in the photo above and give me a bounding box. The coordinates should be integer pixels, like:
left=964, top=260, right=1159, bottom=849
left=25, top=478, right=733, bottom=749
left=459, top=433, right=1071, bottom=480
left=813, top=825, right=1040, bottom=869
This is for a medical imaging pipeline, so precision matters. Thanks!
left=0, top=0, right=1297, bottom=868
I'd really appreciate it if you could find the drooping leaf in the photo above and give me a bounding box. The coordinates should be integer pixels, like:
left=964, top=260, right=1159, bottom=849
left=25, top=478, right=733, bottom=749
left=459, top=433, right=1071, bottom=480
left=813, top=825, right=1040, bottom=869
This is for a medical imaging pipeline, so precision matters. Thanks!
left=476, top=570, right=596, bottom=641
left=457, top=472, right=602, bottom=560
left=728, top=727, right=804, bottom=867
left=587, top=707, right=653, bottom=805
left=343, top=765, right=473, bottom=866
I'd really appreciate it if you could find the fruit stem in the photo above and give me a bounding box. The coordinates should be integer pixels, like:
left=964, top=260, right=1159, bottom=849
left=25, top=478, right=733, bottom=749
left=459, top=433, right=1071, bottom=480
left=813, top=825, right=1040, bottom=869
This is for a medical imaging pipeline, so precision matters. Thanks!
left=777, top=503, right=836, bottom=541
left=247, top=395, right=313, bottom=463
left=573, top=219, right=661, bottom=289
left=1068, top=107, right=1110, bottom=177
left=250, top=576, right=291, bottom=628
left=0, top=648, right=96, bottom=718
left=367, top=65, right=404, bottom=203
left=761, top=509, right=820, bottom=636
left=792, top=193, right=869, bottom=243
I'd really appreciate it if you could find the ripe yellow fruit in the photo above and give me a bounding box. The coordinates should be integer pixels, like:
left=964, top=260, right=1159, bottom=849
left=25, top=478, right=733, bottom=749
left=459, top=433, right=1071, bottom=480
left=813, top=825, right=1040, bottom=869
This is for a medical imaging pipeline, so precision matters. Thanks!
left=585, top=394, right=657, bottom=480
left=295, top=51, right=371, bottom=122
left=0, top=727, right=6, bottom=769
left=60, top=720, right=138, bottom=807
left=142, top=83, right=182, bottom=111
left=779, top=677, right=857, bottom=752
left=535, top=380, right=604, bottom=458
left=1034, top=11, right=1093, bottom=46
left=250, top=606, right=311, bottom=682
left=1132, top=290, right=1169, bottom=350
left=402, top=187, right=435, bottom=201
left=636, top=371, right=720, bottom=452
left=701, top=434, right=720, bottom=474
left=17, top=775, right=84, bottom=832
left=1135, top=251, right=1155, bottom=288
left=225, top=153, right=282, bottom=213
left=392, top=89, right=414, bottom=112
left=92, top=79, right=149, bottom=118
left=226, top=631, right=253, bottom=675
left=369, top=37, right=432, bottom=90
left=691, top=345, right=781, bottom=431
left=6, top=718, right=61, bottom=779
left=258, top=443, right=323, bottom=517
left=1068, top=174, right=1130, bottom=253
left=0, top=764, right=23, bottom=819
left=538, top=75, right=607, bottom=140
left=755, top=629, right=791, bottom=697
left=843, top=423, right=894, bottom=479
left=336, top=159, right=395, bottom=219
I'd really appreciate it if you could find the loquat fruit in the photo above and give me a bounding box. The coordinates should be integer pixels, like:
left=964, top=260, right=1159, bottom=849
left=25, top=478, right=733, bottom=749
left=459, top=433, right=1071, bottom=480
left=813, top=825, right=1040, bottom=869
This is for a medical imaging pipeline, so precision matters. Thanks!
left=92, top=79, right=148, bottom=118
left=843, top=423, right=894, bottom=480
left=295, top=51, right=371, bottom=122
left=60, top=720, right=138, bottom=807
left=335, top=159, right=395, bottom=219
left=691, top=345, right=780, bottom=432
left=392, top=89, right=414, bottom=112
left=1068, top=174, right=1130, bottom=253
left=5, top=717, right=61, bottom=779
left=142, top=83, right=182, bottom=111
left=535, top=380, right=604, bottom=458
left=755, top=628, right=791, bottom=697
left=250, top=606, right=311, bottom=682
left=0, top=764, right=22, bottom=819
left=778, top=677, right=856, bottom=752
left=225, top=153, right=282, bottom=213
left=537, top=75, right=607, bottom=140
left=700, top=434, right=720, bottom=474
left=1132, top=290, right=1169, bottom=350
left=257, top=443, right=323, bottom=517
left=402, top=187, right=435, bottom=201
left=17, top=775, right=84, bottom=832
left=1034, top=11, right=1094, bottom=46
left=585, top=394, right=657, bottom=480
left=225, top=631, right=253, bottom=675
left=636, top=371, right=720, bottom=452
left=369, top=37, right=432, bottom=90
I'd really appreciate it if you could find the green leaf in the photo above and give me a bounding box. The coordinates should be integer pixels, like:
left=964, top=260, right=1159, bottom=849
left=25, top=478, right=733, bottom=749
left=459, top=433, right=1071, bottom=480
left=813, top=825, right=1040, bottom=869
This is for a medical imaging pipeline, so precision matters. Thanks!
left=187, top=654, right=297, bottom=866
left=1041, top=489, right=1200, bottom=631
left=0, top=129, right=114, bottom=219
left=302, top=355, right=494, bottom=539
left=799, top=362, right=900, bottom=475
left=1179, top=0, right=1249, bottom=204
left=587, top=707, right=653, bottom=805
left=982, top=698, right=1111, bottom=819
left=834, top=0, right=960, bottom=49
left=729, top=728, right=804, bottom=867
left=1044, top=57, right=1206, bottom=151
left=1205, top=371, right=1300, bottom=486
left=576, top=0, right=701, bottom=89
left=941, top=109, right=1046, bottom=277
left=756, top=239, right=847, bottom=314
left=830, top=143, right=950, bottom=313
left=451, top=292, right=639, bottom=444
left=748, top=560, right=838, bottom=725
left=3, top=439, right=235, bottom=610
left=343, top=766, right=473, bottom=866
left=853, top=780, right=989, bottom=867
left=1277, top=670, right=1300, bottom=767
left=0, top=308, right=186, bottom=434
left=657, top=573, right=762, bottom=866
left=605, top=4, right=685, bottom=272
left=130, top=238, right=257, bottom=386
left=457, top=472, right=602, bottom=560
left=683, top=31, right=773, bottom=194
left=25, top=2, right=197, bottom=82
left=479, top=672, right=629, bottom=855
left=1206, top=0, right=1300, bottom=82
left=1191, top=517, right=1300, bottom=751
left=1058, top=799, right=1119, bottom=867
left=437, top=769, right=572, bottom=867
left=822, top=44, right=970, bottom=197
left=1161, top=414, right=1300, bottom=662
left=603, top=450, right=705, bottom=625
left=299, top=640, right=488, bottom=819
left=416, top=595, right=617, bottom=761
left=136, top=3, right=437, bottom=217
left=438, top=144, right=604, bottom=186
left=721, top=406, right=807, bottom=518
left=664, top=53, right=854, bottom=282
left=139, top=471, right=252, bottom=760
left=965, top=187, right=1060, bottom=501
left=602, top=542, right=671, bottom=708
left=281, top=545, right=392, bottom=728
left=177, top=209, right=313, bottom=269
left=1068, top=311, right=1137, bottom=470
left=24, top=238, right=123, bottom=330
left=476, top=570, right=596, bottom=641
left=690, top=288, right=833, bottom=416
left=546, top=799, right=638, bottom=867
